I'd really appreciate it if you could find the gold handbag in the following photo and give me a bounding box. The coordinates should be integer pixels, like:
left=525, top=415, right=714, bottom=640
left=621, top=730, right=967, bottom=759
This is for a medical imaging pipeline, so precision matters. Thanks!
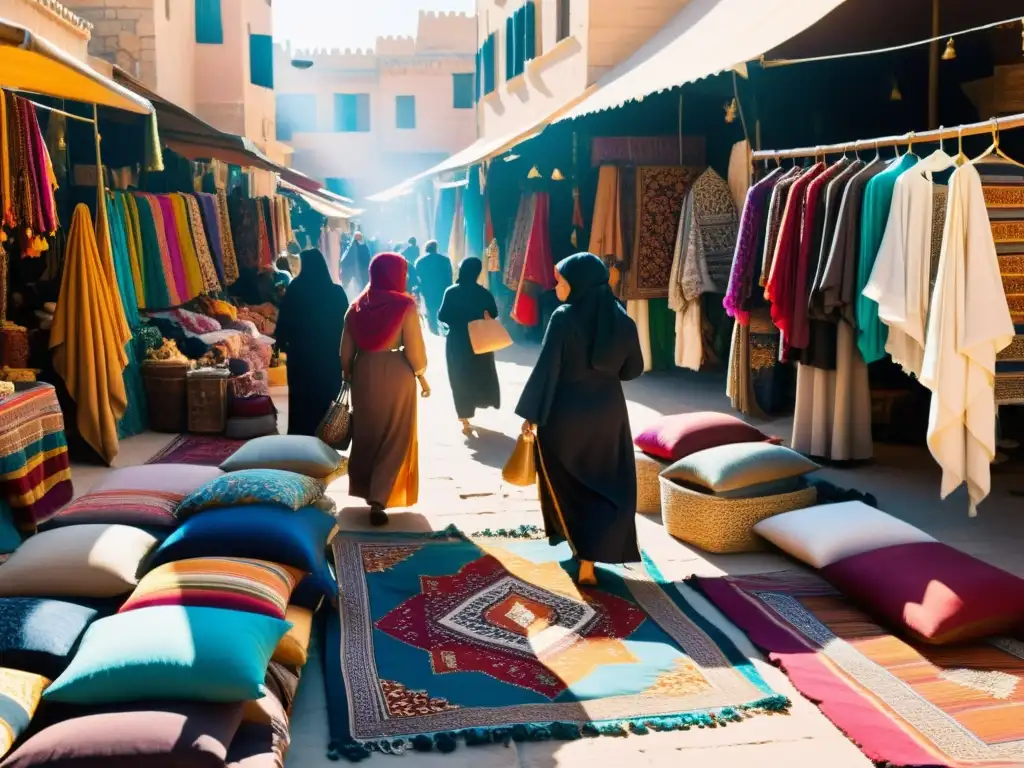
left=502, top=428, right=537, bottom=486
left=468, top=313, right=513, bottom=355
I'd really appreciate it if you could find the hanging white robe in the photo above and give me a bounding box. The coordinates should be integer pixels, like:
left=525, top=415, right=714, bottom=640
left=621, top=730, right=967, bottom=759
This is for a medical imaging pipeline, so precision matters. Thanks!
left=626, top=300, right=653, bottom=372
left=920, top=163, right=1014, bottom=516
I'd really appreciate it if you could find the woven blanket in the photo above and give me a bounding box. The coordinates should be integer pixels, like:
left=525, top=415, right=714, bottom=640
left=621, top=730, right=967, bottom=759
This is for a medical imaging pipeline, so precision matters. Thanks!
left=324, top=529, right=786, bottom=760
left=0, top=384, right=72, bottom=532
left=503, top=194, right=537, bottom=291
left=695, top=569, right=1024, bottom=768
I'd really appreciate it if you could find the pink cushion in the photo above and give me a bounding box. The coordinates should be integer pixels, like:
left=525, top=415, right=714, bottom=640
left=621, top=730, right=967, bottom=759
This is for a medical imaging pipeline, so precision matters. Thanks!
left=820, top=542, right=1024, bottom=645
left=88, top=464, right=224, bottom=497
left=633, top=412, right=775, bottom=462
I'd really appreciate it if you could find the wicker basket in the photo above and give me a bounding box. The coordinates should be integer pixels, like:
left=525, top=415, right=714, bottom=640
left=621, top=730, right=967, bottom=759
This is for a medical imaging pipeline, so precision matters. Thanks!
left=187, top=373, right=229, bottom=434
left=635, top=449, right=668, bottom=514
left=659, top=477, right=818, bottom=554
left=142, top=362, right=188, bottom=433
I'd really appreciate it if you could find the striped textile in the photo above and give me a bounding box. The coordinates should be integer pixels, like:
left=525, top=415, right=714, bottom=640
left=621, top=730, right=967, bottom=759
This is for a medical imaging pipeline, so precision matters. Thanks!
left=38, top=488, right=183, bottom=532
left=120, top=557, right=303, bottom=620
left=0, top=384, right=72, bottom=532
left=0, top=668, right=48, bottom=759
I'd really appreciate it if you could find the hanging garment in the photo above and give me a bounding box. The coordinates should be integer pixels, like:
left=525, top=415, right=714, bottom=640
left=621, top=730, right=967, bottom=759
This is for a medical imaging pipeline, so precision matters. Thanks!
left=154, top=195, right=189, bottom=301
left=725, top=168, right=785, bottom=324
left=118, top=193, right=145, bottom=306
left=132, top=195, right=172, bottom=309
left=670, top=192, right=703, bottom=370
left=626, top=299, right=653, bottom=372
left=759, top=169, right=802, bottom=287
left=216, top=191, right=239, bottom=284
left=448, top=187, right=466, bottom=272
left=171, top=195, right=206, bottom=299
left=184, top=195, right=222, bottom=294
left=511, top=193, right=555, bottom=327
left=50, top=205, right=130, bottom=465
left=503, top=193, right=537, bottom=290
left=589, top=165, right=624, bottom=261
left=196, top=192, right=226, bottom=285
left=856, top=153, right=920, bottom=363
left=921, top=163, right=1014, bottom=516
left=728, top=140, right=753, bottom=213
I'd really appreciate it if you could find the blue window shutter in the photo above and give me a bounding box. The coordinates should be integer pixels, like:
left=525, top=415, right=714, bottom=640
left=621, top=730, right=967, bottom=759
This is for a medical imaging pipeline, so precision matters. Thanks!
left=195, top=0, right=223, bottom=44
left=505, top=16, right=515, bottom=81
left=249, top=33, right=274, bottom=89
left=484, top=35, right=496, bottom=93
left=523, top=1, right=536, bottom=63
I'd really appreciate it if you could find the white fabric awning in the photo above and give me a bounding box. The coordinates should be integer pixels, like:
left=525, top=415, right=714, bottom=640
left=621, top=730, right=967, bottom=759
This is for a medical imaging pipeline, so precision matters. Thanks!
left=280, top=179, right=363, bottom=219
left=557, top=0, right=848, bottom=121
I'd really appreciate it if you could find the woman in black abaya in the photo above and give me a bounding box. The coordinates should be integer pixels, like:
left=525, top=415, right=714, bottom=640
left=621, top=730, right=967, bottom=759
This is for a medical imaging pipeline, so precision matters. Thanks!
left=274, top=248, right=349, bottom=436
left=515, top=252, right=644, bottom=585
left=438, top=258, right=500, bottom=432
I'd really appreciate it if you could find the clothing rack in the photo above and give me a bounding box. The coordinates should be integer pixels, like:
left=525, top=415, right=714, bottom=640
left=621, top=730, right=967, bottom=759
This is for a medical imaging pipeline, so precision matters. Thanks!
left=752, top=112, right=1024, bottom=161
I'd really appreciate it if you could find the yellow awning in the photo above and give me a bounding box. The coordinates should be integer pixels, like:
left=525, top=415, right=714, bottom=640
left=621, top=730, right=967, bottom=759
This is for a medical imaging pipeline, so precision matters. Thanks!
left=0, top=20, right=152, bottom=114
left=557, top=0, right=848, bottom=121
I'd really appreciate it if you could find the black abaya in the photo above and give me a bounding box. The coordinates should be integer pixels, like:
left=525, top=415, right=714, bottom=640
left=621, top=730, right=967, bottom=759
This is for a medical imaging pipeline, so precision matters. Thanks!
left=274, top=250, right=349, bottom=436
left=515, top=255, right=644, bottom=565
left=438, top=281, right=500, bottom=419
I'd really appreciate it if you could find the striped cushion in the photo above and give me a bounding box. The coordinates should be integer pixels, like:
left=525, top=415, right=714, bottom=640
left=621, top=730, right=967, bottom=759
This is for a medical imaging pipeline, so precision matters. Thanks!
left=39, top=489, right=182, bottom=532
left=119, top=558, right=303, bottom=620
left=0, top=667, right=48, bottom=758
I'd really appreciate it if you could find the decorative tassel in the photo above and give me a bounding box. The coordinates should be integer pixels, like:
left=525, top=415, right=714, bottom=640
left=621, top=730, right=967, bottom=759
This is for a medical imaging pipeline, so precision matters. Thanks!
left=941, top=37, right=956, bottom=60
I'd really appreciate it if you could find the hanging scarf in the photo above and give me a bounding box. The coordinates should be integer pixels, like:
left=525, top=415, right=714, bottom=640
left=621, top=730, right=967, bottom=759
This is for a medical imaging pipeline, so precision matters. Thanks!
left=346, top=252, right=415, bottom=352
left=156, top=195, right=190, bottom=301
left=119, top=193, right=146, bottom=305
left=142, top=194, right=179, bottom=306
left=170, top=194, right=204, bottom=299
left=196, top=192, right=226, bottom=285
left=0, top=92, right=11, bottom=228
left=217, top=191, right=239, bottom=284
left=185, top=194, right=222, bottom=294
left=511, top=192, right=555, bottom=327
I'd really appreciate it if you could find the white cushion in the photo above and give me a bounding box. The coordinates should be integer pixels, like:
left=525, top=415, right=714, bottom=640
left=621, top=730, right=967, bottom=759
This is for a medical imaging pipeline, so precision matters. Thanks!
left=752, top=501, right=936, bottom=569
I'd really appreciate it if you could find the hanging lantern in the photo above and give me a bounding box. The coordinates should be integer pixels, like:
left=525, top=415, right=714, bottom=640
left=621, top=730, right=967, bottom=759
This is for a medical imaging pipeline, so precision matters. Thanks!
left=889, top=78, right=903, bottom=102
left=527, top=166, right=542, bottom=179
left=941, top=37, right=956, bottom=61
left=724, top=97, right=738, bottom=124
left=550, top=168, right=565, bottom=181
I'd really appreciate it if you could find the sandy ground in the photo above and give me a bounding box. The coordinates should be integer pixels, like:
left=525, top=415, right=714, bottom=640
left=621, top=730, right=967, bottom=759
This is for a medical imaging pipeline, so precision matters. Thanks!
left=72, top=332, right=1024, bottom=768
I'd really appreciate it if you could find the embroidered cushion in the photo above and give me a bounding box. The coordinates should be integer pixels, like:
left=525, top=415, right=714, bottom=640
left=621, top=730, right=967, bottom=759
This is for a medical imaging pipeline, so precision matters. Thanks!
left=144, top=505, right=337, bottom=599
left=3, top=701, right=243, bottom=768
left=38, top=489, right=182, bottom=532
left=634, top=412, right=776, bottom=462
left=44, top=606, right=290, bottom=705
left=176, top=470, right=325, bottom=519
left=752, top=501, right=937, bottom=569
left=0, top=501, right=21, bottom=555
left=821, top=542, right=1024, bottom=644
left=120, top=558, right=303, bottom=620
left=272, top=605, right=313, bottom=667
left=0, top=668, right=48, bottom=759
left=0, top=598, right=102, bottom=679
left=88, top=464, right=223, bottom=497
left=661, top=442, right=819, bottom=496
left=0, top=525, right=159, bottom=599
left=220, top=435, right=343, bottom=481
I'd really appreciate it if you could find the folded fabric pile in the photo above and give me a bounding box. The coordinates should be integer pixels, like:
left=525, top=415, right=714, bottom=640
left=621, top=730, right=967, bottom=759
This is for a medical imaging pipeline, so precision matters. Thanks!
left=0, top=435, right=346, bottom=767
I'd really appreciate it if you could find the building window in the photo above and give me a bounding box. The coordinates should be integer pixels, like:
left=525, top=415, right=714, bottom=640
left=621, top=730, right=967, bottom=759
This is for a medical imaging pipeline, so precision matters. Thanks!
left=195, top=0, right=223, bottom=44
left=334, top=94, right=370, bottom=132
left=275, top=94, right=317, bottom=140
left=249, top=33, right=274, bottom=89
left=556, top=0, right=571, bottom=41
left=395, top=96, right=416, bottom=130
left=505, top=1, right=537, bottom=80
left=452, top=73, right=474, bottom=109
left=476, top=33, right=496, bottom=99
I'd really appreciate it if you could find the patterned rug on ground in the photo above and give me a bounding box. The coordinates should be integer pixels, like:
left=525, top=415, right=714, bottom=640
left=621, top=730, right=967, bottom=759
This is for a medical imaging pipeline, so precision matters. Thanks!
left=145, top=434, right=247, bottom=466
left=693, top=570, right=1024, bottom=768
left=323, top=528, right=788, bottom=759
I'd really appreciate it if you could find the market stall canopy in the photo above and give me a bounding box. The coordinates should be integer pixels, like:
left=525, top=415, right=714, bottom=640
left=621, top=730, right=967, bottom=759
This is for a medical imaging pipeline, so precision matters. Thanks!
left=279, top=179, right=363, bottom=219
left=0, top=19, right=153, bottom=114
left=555, top=0, right=848, bottom=121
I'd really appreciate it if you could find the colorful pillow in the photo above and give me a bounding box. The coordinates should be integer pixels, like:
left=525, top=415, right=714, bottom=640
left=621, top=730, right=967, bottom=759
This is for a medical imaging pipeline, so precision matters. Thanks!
left=272, top=605, right=313, bottom=667
left=231, top=395, right=276, bottom=419
left=0, top=598, right=102, bottom=679
left=38, top=489, right=182, bottom=532
left=225, top=414, right=279, bottom=440
left=120, top=558, right=303, bottom=619
left=44, top=606, right=290, bottom=705
left=144, top=505, right=337, bottom=599
left=0, top=525, right=159, bottom=599
left=2, top=701, right=243, bottom=768
left=220, top=435, right=343, bottom=480
left=661, top=442, right=819, bottom=495
left=634, top=412, right=775, bottom=461
left=752, top=501, right=937, bottom=569
left=176, top=470, right=325, bottom=519
left=821, top=542, right=1024, bottom=644
left=0, top=500, right=21, bottom=555
left=0, top=668, right=49, bottom=759
left=88, top=464, right=223, bottom=496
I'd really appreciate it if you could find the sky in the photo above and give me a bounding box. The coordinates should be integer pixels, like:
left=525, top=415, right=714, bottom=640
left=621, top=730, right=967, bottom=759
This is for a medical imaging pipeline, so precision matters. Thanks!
left=274, top=0, right=476, bottom=51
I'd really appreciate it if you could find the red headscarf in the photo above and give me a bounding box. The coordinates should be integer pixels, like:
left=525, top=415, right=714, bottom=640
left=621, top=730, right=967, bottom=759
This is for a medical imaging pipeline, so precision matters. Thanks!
left=346, top=253, right=416, bottom=352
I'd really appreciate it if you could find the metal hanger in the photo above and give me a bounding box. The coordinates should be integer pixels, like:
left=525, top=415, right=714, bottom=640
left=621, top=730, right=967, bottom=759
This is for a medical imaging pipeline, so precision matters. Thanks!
left=971, top=118, right=1024, bottom=168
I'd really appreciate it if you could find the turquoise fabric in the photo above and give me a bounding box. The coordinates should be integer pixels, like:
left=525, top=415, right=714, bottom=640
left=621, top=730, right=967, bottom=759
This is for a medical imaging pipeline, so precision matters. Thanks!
left=176, top=469, right=326, bottom=519
left=108, top=194, right=148, bottom=439
left=662, top=442, right=820, bottom=494
left=44, top=605, right=290, bottom=705
left=0, top=500, right=21, bottom=554
left=856, top=154, right=918, bottom=363
left=133, top=195, right=172, bottom=309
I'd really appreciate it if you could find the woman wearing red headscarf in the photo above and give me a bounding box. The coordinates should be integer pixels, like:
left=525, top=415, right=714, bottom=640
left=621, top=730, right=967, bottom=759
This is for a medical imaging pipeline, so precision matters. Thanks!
left=341, top=253, right=428, bottom=525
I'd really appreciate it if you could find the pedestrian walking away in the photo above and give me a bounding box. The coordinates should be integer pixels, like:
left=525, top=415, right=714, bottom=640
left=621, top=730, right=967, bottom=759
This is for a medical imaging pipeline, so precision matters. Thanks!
left=414, top=240, right=453, bottom=335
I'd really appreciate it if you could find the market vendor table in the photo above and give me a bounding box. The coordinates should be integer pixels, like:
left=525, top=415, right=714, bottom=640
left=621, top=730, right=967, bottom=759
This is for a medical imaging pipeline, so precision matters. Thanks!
left=0, top=383, right=73, bottom=532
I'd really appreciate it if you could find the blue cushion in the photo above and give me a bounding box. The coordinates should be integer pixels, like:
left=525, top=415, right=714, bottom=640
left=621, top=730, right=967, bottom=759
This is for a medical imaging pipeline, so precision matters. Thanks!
left=144, top=505, right=337, bottom=598
left=176, top=470, right=325, bottom=520
left=0, top=598, right=101, bottom=679
left=0, top=501, right=21, bottom=555
left=44, top=605, right=290, bottom=705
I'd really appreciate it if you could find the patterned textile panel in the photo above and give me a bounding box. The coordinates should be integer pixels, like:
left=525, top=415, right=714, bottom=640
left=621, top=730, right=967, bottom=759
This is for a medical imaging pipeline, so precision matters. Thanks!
left=502, top=194, right=537, bottom=291
left=0, top=668, right=48, bottom=758
left=981, top=161, right=1024, bottom=330
left=38, top=489, right=182, bottom=531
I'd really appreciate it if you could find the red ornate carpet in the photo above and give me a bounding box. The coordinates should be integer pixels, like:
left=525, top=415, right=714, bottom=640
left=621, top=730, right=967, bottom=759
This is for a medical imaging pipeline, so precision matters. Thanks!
left=146, top=434, right=247, bottom=466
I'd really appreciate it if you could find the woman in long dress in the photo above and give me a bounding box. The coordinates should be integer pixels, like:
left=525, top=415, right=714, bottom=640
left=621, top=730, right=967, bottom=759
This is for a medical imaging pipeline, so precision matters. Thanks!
left=438, top=257, right=500, bottom=432
left=274, top=248, right=349, bottom=436
left=341, top=253, right=427, bottom=526
left=516, top=253, right=644, bottom=584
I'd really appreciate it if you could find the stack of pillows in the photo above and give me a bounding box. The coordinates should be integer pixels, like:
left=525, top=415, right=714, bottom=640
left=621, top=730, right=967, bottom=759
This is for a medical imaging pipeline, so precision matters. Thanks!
left=754, top=501, right=1024, bottom=645
left=0, top=435, right=345, bottom=767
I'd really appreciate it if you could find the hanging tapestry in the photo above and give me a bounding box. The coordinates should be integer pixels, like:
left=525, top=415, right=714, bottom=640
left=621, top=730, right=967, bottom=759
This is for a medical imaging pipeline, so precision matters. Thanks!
left=503, top=193, right=537, bottom=290
left=324, top=529, right=788, bottom=759
left=623, top=166, right=699, bottom=301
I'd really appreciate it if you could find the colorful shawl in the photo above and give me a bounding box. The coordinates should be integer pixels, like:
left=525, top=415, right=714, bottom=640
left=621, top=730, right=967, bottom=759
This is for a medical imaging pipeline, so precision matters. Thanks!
left=511, top=192, right=555, bottom=327
left=119, top=193, right=146, bottom=307
left=156, top=195, right=190, bottom=301
left=185, top=195, right=221, bottom=293
left=170, top=195, right=204, bottom=299
left=503, top=193, right=537, bottom=290
left=216, top=191, right=240, bottom=284
left=133, top=194, right=173, bottom=309
left=195, top=192, right=226, bottom=284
